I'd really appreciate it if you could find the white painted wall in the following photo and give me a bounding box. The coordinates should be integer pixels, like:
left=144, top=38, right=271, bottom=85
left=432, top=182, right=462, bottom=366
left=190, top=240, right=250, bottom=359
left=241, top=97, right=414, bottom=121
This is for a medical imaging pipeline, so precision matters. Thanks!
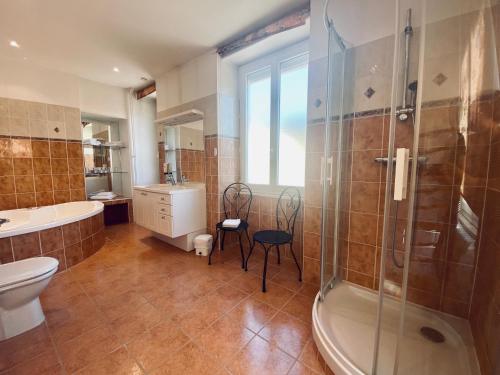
left=178, top=122, right=204, bottom=150
left=156, top=51, right=218, bottom=112
left=130, top=97, right=159, bottom=186
left=0, top=59, right=80, bottom=107
left=218, top=58, right=239, bottom=138
left=118, top=117, right=133, bottom=197
left=79, top=78, right=128, bottom=119
left=0, top=59, right=129, bottom=119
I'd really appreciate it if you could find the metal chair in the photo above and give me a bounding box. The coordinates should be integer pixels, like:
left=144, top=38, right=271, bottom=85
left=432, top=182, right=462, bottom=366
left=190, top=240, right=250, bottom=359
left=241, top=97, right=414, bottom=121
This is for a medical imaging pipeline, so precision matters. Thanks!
left=245, top=187, right=302, bottom=292
left=208, top=183, right=253, bottom=268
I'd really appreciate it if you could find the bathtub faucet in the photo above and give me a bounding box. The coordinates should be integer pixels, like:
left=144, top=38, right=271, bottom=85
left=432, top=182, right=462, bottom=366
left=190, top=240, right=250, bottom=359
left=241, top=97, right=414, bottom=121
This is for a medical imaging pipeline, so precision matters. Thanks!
left=0, top=218, right=10, bottom=226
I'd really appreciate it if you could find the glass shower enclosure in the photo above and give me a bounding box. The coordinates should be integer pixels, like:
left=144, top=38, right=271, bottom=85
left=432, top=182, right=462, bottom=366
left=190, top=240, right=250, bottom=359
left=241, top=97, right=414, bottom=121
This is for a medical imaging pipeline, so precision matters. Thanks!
left=312, top=0, right=499, bottom=374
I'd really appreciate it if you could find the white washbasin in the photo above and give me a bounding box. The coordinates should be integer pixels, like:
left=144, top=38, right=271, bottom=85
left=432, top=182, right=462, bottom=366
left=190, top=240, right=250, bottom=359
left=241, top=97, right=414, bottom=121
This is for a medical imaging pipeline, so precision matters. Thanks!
left=134, top=183, right=205, bottom=193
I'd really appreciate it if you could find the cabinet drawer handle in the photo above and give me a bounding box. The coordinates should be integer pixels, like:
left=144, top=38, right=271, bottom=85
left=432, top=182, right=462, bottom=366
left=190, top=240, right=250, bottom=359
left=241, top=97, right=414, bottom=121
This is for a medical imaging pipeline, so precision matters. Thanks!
left=141, top=192, right=147, bottom=196
left=161, top=215, right=166, bottom=219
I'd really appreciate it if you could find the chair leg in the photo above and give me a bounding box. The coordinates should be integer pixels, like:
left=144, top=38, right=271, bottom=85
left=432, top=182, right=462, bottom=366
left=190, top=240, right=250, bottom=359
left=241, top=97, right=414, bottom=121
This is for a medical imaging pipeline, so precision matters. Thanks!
left=221, top=231, right=226, bottom=252
left=244, top=228, right=252, bottom=250
left=289, top=242, right=302, bottom=281
left=262, top=244, right=271, bottom=293
left=208, top=229, right=219, bottom=265
left=245, top=238, right=255, bottom=272
left=276, top=245, right=281, bottom=265
left=238, top=231, right=245, bottom=269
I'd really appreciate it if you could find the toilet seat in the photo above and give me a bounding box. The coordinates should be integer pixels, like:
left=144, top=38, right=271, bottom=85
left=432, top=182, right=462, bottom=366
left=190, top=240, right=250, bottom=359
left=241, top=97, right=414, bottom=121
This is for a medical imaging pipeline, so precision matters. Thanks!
left=0, top=257, right=59, bottom=291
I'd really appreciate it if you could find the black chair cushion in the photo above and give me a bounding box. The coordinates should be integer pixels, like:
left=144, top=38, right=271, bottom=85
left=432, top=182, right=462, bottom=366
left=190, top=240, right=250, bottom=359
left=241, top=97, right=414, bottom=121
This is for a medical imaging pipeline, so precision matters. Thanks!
left=253, top=230, right=292, bottom=245
left=216, top=220, right=249, bottom=231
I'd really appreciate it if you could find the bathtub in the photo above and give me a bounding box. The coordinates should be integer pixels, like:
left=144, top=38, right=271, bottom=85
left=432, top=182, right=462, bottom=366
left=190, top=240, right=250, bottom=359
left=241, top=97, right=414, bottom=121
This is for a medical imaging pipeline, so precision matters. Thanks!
left=0, top=201, right=106, bottom=271
left=0, top=201, right=103, bottom=238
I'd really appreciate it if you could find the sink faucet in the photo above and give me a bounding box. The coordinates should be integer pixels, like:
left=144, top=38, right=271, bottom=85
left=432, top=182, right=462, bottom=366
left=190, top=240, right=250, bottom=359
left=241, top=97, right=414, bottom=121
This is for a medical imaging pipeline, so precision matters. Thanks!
left=166, top=173, right=176, bottom=185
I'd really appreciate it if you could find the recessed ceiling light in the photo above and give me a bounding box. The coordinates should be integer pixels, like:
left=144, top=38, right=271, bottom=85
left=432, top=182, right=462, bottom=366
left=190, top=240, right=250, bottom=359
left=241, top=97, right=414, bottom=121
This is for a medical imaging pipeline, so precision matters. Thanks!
left=113, top=67, right=120, bottom=72
left=9, top=40, right=20, bottom=48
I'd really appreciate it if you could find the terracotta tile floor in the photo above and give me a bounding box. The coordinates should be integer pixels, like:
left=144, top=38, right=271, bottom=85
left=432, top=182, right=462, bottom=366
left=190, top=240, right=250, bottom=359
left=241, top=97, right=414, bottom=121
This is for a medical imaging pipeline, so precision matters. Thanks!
left=0, top=223, right=333, bottom=375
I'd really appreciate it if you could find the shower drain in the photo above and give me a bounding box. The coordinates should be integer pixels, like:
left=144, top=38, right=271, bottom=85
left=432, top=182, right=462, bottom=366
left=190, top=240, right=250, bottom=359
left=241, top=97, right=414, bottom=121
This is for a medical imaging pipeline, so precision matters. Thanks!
left=420, top=326, right=445, bottom=343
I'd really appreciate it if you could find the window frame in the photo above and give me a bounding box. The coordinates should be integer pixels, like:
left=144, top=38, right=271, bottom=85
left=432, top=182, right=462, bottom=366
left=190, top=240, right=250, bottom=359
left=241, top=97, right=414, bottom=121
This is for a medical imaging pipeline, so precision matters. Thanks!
left=239, top=40, right=309, bottom=195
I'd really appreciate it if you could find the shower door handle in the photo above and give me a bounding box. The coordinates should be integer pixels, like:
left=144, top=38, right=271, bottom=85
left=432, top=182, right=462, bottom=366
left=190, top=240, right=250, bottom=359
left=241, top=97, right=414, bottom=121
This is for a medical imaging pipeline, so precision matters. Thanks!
left=320, top=157, right=325, bottom=185
left=394, top=148, right=410, bottom=201
left=327, top=156, right=334, bottom=185
left=319, top=156, right=333, bottom=185
left=319, top=156, right=334, bottom=185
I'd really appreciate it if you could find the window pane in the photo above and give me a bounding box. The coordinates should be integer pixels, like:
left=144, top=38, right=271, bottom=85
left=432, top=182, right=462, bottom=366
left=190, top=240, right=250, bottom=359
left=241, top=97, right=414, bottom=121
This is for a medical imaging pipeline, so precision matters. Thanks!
left=278, top=57, right=308, bottom=186
left=246, top=68, right=271, bottom=185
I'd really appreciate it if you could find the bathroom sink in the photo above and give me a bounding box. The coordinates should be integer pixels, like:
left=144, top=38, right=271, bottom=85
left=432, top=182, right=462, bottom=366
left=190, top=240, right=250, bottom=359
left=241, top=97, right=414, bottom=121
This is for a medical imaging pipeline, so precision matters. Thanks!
left=135, top=183, right=204, bottom=193
left=144, top=184, right=174, bottom=190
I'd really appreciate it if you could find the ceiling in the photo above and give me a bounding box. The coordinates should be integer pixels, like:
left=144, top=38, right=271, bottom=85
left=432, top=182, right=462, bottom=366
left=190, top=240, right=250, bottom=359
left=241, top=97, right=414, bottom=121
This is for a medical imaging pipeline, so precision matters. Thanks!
left=0, top=0, right=307, bottom=88
left=329, top=0, right=490, bottom=48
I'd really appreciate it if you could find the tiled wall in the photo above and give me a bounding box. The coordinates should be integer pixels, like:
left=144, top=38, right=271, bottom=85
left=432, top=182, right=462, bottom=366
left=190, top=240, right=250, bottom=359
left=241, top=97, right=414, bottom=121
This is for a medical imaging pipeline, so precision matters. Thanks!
left=0, top=98, right=82, bottom=140
left=0, top=98, right=84, bottom=210
left=0, top=212, right=105, bottom=270
left=0, top=138, right=85, bottom=209
left=175, top=149, right=205, bottom=183
left=469, top=92, right=500, bottom=375
left=468, top=3, right=500, bottom=371
left=158, top=141, right=166, bottom=183
left=204, top=135, right=219, bottom=236
left=205, top=135, right=240, bottom=239
left=303, top=97, right=494, bottom=318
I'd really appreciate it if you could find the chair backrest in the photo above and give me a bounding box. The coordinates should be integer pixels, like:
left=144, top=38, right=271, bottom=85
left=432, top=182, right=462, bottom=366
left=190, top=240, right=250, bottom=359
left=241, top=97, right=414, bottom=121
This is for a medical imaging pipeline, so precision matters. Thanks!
left=276, top=187, right=301, bottom=237
left=222, top=183, right=253, bottom=221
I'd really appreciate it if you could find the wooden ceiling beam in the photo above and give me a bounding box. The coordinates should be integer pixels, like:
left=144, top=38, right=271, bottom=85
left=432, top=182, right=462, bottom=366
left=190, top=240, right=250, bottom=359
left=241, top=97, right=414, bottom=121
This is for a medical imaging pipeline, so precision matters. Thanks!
left=217, top=5, right=310, bottom=58
left=136, top=82, right=156, bottom=100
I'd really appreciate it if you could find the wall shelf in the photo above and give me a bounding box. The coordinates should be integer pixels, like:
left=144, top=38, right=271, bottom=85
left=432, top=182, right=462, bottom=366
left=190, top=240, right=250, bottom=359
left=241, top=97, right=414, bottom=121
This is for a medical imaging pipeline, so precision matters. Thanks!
left=154, top=109, right=204, bottom=126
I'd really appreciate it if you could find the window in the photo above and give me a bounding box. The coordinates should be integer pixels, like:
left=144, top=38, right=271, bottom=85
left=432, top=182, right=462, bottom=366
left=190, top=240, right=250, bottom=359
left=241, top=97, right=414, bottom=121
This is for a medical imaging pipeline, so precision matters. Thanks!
left=240, top=42, right=308, bottom=190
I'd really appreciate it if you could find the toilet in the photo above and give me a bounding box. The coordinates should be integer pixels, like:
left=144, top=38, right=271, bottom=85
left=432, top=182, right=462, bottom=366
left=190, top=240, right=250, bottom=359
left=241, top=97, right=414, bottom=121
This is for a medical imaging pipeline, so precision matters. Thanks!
left=0, top=257, right=59, bottom=340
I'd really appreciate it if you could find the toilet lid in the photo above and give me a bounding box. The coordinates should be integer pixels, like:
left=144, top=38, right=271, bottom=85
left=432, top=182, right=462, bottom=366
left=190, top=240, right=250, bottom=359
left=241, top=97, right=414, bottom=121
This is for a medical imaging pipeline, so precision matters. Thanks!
left=0, top=257, right=59, bottom=289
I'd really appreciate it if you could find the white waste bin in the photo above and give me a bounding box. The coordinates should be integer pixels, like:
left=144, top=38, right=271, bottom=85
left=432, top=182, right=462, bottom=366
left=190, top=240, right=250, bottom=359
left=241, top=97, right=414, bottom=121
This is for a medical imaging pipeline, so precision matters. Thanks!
left=194, top=234, right=213, bottom=256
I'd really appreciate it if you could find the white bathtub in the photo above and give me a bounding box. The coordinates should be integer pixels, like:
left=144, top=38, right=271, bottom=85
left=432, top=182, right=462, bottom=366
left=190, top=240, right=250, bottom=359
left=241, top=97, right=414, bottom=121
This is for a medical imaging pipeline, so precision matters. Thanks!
left=0, top=201, right=104, bottom=238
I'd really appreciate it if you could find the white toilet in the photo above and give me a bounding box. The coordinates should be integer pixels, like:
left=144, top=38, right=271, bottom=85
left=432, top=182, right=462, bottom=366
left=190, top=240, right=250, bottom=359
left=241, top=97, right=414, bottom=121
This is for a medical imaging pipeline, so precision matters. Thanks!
left=0, top=257, right=59, bottom=340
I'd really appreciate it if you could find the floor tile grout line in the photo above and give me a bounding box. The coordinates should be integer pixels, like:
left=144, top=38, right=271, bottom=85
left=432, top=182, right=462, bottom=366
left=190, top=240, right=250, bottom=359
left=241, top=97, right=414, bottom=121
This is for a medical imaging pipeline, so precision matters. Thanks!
left=44, top=320, right=69, bottom=375
left=46, top=267, right=130, bottom=372
left=35, top=225, right=320, bottom=375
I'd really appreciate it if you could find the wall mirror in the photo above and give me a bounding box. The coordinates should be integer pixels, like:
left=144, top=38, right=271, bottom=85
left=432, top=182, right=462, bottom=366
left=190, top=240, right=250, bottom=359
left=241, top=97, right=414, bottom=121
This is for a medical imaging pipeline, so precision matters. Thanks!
left=82, top=117, right=128, bottom=197
left=159, top=120, right=204, bottom=183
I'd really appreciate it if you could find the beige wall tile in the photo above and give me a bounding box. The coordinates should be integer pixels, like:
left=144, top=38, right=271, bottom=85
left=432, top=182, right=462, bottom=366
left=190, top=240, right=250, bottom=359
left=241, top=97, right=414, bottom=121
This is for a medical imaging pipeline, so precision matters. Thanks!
left=47, top=104, right=65, bottom=122
left=8, top=99, right=29, bottom=119
left=29, top=119, right=49, bottom=138
left=10, top=117, right=30, bottom=136
left=48, top=121, right=66, bottom=139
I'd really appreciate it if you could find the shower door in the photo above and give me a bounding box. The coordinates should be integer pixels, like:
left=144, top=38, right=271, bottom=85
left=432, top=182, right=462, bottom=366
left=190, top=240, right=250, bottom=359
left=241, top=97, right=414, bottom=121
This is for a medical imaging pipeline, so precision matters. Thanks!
left=317, top=0, right=496, bottom=373
left=375, top=0, right=494, bottom=373
left=319, top=23, right=347, bottom=299
left=385, top=0, right=497, bottom=373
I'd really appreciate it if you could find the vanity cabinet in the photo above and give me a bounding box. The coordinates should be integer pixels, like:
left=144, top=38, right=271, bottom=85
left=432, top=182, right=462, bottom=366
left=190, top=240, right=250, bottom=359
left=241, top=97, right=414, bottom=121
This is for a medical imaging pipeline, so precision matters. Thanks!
left=132, top=184, right=206, bottom=250
left=132, top=190, right=160, bottom=233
